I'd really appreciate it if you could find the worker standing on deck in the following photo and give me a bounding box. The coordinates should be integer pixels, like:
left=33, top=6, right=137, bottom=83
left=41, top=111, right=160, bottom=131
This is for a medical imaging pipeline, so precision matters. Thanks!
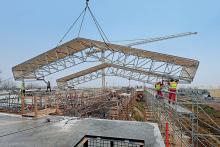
left=168, top=79, right=178, bottom=104
left=46, top=81, right=51, bottom=92
left=155, top=81, right=164, bottom=98
left=20, top=81, right=25, bottom=96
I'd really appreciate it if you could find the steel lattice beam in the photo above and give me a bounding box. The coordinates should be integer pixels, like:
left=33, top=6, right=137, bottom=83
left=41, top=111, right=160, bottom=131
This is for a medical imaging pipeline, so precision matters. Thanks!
left=12, top=38, right=199, bottom=84
left=57, top=63, right=192, bottom=88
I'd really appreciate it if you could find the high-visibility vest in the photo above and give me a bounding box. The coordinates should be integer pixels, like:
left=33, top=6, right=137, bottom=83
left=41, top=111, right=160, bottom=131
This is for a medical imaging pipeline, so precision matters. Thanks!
left=20, top=83, right=25, bottom=90
left=155, top=83, right=161, bottom=90
left=169, top=82, right=177, bottom=90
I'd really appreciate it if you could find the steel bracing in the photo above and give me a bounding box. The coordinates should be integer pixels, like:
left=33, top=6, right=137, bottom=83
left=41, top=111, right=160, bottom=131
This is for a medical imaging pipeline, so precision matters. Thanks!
left=56, top=63, right=190, bottom=87
left=12, top=38, right=199, bottom=84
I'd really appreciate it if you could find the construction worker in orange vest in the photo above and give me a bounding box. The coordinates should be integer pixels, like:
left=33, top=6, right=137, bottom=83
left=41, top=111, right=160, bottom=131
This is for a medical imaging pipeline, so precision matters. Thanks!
left=168, top=79, right=178, bottom=104
left=155, top=81, right=164, bottom=98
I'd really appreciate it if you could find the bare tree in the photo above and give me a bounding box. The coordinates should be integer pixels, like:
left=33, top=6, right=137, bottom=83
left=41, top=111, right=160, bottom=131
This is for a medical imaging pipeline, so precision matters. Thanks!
left=26, top=83, right=42, bottom=89
left=0, top=71, right=17, bottom=91
left=0, top=80, right=17, bottom=91
left=0, top=70, right=2, bottom=84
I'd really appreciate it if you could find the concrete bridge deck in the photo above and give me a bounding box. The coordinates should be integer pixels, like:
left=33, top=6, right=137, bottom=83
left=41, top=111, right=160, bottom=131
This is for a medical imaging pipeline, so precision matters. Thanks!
left=0, top=113, right=165, bottom=147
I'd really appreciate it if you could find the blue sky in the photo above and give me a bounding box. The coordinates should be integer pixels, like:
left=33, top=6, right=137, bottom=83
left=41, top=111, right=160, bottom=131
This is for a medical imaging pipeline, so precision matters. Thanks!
left=0, top=0, right=220, bottom=88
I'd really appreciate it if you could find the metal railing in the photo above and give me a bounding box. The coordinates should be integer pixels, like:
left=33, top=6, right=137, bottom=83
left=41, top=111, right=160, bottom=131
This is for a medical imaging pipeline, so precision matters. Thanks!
left=144, top=88, right=220, bottom=147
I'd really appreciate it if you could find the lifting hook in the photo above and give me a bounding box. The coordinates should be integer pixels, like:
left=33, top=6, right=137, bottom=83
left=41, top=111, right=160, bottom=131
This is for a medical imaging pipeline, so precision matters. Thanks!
left=86, top=0, right=89, bottom=6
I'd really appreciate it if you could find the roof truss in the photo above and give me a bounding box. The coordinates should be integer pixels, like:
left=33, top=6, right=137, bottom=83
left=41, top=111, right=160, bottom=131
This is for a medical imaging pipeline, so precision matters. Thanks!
left=57, top=63, right=194, bottom=87
left=12, top=38, right=199, bottom=84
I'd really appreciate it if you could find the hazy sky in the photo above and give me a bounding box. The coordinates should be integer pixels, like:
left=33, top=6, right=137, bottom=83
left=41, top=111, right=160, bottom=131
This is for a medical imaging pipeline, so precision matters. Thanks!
left=0, top=0, right=220, bottom=88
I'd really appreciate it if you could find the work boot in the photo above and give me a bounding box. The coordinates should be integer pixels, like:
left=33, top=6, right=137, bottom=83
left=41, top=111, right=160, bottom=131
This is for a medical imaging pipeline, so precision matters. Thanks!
left=168, top=101, right=171, bottom=104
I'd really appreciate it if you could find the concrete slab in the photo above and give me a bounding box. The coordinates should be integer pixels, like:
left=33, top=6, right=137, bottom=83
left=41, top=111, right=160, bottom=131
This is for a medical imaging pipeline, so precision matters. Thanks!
left=0, top=113, right=165, bottom=147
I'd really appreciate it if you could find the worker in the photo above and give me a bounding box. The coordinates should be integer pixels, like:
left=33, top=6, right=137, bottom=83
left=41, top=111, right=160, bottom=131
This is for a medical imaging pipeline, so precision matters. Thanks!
left=20, top=81, right=25, bottom=96
left=155, top=81, right=164, bottom=98
left=168, top=79, right=178, bottom=104
left=46, top=81, right=51, bottom=92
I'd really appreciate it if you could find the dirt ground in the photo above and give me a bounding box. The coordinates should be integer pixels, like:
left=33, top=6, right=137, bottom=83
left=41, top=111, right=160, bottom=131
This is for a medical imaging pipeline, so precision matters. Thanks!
left=208, top=103, right=220, bottom=111
left=209, top=89, right=220, bottom=98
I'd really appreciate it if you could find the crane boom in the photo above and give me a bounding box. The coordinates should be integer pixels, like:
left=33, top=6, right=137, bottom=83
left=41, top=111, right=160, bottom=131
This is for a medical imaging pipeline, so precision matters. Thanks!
left=126, top=32, right=197, bottom=47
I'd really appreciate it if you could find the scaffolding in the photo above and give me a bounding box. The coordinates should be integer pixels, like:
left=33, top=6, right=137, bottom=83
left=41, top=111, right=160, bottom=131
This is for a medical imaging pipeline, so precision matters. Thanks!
left=1, top=85, right=220, bottom=146
left=144, top=88, right=220, bottom=147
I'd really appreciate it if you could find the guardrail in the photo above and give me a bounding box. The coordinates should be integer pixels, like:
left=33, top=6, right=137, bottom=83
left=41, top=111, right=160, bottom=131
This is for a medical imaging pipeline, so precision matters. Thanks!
left=144, top=88, right=220, bottom=147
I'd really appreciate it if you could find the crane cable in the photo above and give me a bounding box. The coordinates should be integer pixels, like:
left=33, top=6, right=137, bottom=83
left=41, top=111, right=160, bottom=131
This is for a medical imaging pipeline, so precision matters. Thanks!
left=57, top=9, right=85, bottom=46
left=77, top=3, right=88, bottom=37
left=87, top=6, right=110, bottom=43
left=57, top=0, right=110, bottom=47
left=0, top=0, right=112, bottom=138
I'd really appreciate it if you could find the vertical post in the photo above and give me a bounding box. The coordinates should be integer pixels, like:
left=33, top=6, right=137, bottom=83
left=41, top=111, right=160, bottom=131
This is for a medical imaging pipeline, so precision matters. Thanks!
left=83, top=140, right=88, bottom=147
left=56, top=98, right=60, bottom=114
left=34, top=96, right=38, bottom=118
left=45, top=96, right=47, bottom=109
left=8, top=92, right=11, bottom=110
left=32, top=96, right=34, bottom=108
left=190, top=113, right=195, bottom=147
left=20, top=79, right=25, bottom=114
left=196, top=96, right=199, bottom=147
left=21, top=94, right=25, bottom=114
left=102, top=68, right=105, bottom=90
left=101, top=50, right=105, bottom=91
left=40, top=97, right=42, bottom=109
left=110, top=141, right=114, bottom=147
left=180, top=114, right=183, bottom=147
left=126, top=100, right=129, bottom=120
left=191, top=96, right=198, bottom=147
left=159, top=103, right=162, bottom=128
left=128, top=78, right=131, bottom=88
left=165, top=121, right=170, bottom=147
left=117, top=102, right=119, bottom=120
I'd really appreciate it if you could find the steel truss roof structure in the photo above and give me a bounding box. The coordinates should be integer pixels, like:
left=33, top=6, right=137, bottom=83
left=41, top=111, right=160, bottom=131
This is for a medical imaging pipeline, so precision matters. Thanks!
left=12, top=37, right=199, bottom=84
left=57, top=63, right=193, bottom=87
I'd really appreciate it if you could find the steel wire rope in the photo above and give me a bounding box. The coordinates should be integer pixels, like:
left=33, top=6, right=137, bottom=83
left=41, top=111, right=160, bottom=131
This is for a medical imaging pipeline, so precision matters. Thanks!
left=57, top=8, right=86, bottom=46
left=77, top=6, right=88, bottom=37
left=87, top=6, right=110, bottom=43
left=52, top=0, right=113, bottom=121
left=1, top=0, right=121, bottom=138
left=198, top=119, right=220, bottom=133
left=198, top=105, right=220, bottom=130
left=87, top=6, right=123, bottom=54
left=195, top=125, right=220, bottom=146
